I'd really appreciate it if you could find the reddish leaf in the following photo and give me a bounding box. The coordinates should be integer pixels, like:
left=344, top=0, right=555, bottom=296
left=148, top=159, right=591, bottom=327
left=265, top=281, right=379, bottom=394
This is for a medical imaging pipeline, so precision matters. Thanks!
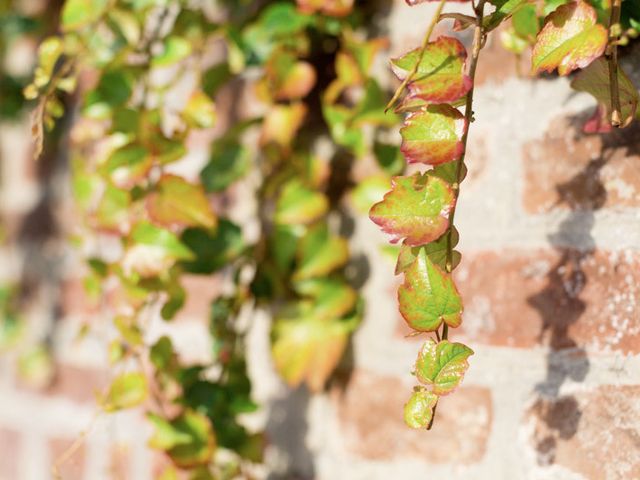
left=531, top=0, right=607, bottom=76
left=571, top=57, right=639, bottom=129
left=414, top=339, right=473, bottom=395
left=391, top=37, right=471, bottom=104
left=369, top=173, right=455, bottom=246
left=400, top=104, right=465, bottom=165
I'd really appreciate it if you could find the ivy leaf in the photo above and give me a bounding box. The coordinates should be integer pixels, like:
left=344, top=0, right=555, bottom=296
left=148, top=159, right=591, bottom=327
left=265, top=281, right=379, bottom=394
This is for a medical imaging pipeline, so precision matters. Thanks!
left=391, top=37, right=471, bottom=104
left=95, top=185, right=130, bottom=231
left=275, top=179, right=328, bottom=225
left=146, top=174, right=217, bottom=230
left=369, top=173, right=455, bottom=246
left=400, top=104, right=465, bottom=165
left=293, top=224, right=349, bottom=281
left=152, top=36, right=192, bottom=67
left=531, top=0, right=607, bottom=76
left=403, top=387, right=438, bottom=429
left=61, top=0, right=108, bottom=31
left=183, top=91, right=216, bottom=129
left=265, top=51, right=317, bottom=100
left=571, top=57, right=639, bottom=128
left=102, top=372, right=148, bottom=411
left=131, top=222, right=194, bottom=260
left=294, top=278, right=357, bottom=320
left=103, top=144, right=152, bottom=187
left=148, top=410, right=216, bottom=468
left=398, top=249, right=463, bottom=331
left=180, top=220, right=245, bottom=274
left=413, top=339, right=474, bottom=395
left=200, top=142, right=250, bottom=193
left=483, top=0, right=529, bottom=32
left=395, top=228, right=460, bottom=274
left=261, top=103, right=307, bottom=149
left=296, top=0, right=355, bottom=17
left=350, top=175, right=390, bottom=214
left=271, top=301, right=358, bottom=392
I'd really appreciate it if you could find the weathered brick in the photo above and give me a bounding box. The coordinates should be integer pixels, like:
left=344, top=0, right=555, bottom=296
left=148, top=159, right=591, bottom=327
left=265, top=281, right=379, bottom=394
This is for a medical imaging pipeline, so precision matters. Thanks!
left=524, top=385, right=640, bottom=479
left=523, top=116, right=640, bottom=213
left=0, top=428, right=21, bottom=479
left=475, top=28, right=527, bottom=87
left=50, top=437, right=86, bottom=480
left=454, top=249, right=640, bottom=353
left=333, top=370, right=491, bottom=463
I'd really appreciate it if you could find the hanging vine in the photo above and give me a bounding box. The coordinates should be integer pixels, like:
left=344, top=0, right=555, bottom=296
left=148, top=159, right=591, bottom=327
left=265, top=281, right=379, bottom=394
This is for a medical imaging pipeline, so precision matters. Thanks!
left=370, top=0, right=639, bottom=430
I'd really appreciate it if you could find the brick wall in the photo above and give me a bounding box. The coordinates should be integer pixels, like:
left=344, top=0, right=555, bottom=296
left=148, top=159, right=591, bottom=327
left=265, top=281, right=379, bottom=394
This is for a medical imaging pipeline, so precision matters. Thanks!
left=1, top=2, right=640, bottom=479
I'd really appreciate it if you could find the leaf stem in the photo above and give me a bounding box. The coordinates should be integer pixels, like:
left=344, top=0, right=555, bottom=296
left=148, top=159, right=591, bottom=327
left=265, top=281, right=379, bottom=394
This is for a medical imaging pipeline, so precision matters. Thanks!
left=385, top=0, right=447, bottom=112
left=607, top=0, right=622, bottom=127
left=445, top=0, right=486, bottom=274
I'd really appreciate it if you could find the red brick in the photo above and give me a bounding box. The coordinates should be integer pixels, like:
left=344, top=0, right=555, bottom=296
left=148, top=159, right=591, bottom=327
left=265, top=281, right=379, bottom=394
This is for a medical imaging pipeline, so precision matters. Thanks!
left=50, top=437, right=86, bottom=480
left=0, top=428, right=21, bottom=479
left=333, top=370, right=491, bottom=463
left=523, top=116, right=640, bottom=213
left=524, top=385, right=640, bottom=479
left=396, top=249, right=640, bottom=353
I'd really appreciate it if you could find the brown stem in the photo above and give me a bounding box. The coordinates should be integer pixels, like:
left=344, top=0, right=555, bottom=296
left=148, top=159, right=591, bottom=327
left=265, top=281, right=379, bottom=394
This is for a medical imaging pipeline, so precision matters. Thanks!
left=445, top=0, right=486, bottom=274
left=385, top=0, right=447, bottom=111
left=607, top=0, right=622, bottom=127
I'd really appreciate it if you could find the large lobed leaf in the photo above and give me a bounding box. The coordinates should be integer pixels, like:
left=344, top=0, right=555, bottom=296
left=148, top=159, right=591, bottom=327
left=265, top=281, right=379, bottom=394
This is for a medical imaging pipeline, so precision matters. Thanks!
left=532, top=0, right=607, bottom=76
left=398, top=249, right=463, bottom=331
left=571, top=57, right=639, bottom=128
left=369, top=173, right=455, bottom=246
left=400, top=105, right=465, bottom=165
left=414, top=339, right=473, bottom=395
left=392, top=37, right=471, bottom=104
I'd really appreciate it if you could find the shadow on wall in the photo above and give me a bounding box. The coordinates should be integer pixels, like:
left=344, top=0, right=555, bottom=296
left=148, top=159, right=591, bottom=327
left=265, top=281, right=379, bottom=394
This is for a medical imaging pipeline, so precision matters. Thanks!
left=526, top=112, right=640, bottom=466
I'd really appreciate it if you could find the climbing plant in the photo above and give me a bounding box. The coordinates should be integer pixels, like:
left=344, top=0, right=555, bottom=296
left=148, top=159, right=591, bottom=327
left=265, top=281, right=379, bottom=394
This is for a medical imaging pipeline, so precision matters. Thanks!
left=370, top=0, right=639, bottom=430
left=19, top=0, right=640, bottom=476
left=24, top=0, right=395, bottom=476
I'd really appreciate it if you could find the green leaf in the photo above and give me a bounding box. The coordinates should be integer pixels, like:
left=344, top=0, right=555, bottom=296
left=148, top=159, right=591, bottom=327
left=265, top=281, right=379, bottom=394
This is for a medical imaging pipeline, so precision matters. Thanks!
left=265, top=50, right=316, bottom=100
left=183, top=91, right=216, bottom=129
left=373, top=142, right=404, bottom=175
left=571, top=57, right=639, bottom=128
left=293, top=224, right=349, bottom=281
left=96, top=185, right=130, bottom=230
left=294, top=278, right=357, bottom=320
left=323, top=104, right=365, bottom=156
left=271, top=301, right=358, bottom=392
left=152, top=36, right=192, bottom=67
left=512, top=4, right=540, bottom=40
left=395, top=229, right=460, bottom=274
left=398, top=249, right=462, bottom=332
left=350, top=175, right=390, bottom=214
left=103, top=372, right=148, bottom=411
left=148, top=410, right=216, bottom=468
left=369, top=173, right=455, bottom=246
left=413, top=339, right=474, bottom=395
left=131, top=222, right=194, bottom=260
left=403, top=387, right=438, bottom=429
left=400, top=104, right=465, bottom=165
left=391, top=37, right=471, bottom=104
left=483, top=0, right=530, bottom=32
left=200, top=143, right=251, bottom=192
left=146, top=174, right=217, bottom=229
left=103, top=144, right=152, bottom=186
left=61, top=0, right=108, bottom=31
left=32, top=37, right=64, bottom=89
left=532, top=0, right=607, bottom=76
left=180, top=220, right=244, bottom=274
left=275, top=179, right=328, bottom=225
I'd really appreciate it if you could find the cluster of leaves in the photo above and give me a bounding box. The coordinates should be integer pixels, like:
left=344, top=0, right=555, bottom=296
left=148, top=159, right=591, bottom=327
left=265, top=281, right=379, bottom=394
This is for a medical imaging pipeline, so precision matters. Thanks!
left=26, top=0, right=401, bottom=475
left=372, top=0, right=638, bottom=430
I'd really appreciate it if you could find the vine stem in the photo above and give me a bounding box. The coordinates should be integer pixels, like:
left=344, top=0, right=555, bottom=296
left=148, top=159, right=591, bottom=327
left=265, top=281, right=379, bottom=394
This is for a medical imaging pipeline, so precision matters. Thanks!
left=607, top=0, right=622, bottom=127
left=445, top=0, right=487, bottom=276
left=385, top=0, right=447, bottom=112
